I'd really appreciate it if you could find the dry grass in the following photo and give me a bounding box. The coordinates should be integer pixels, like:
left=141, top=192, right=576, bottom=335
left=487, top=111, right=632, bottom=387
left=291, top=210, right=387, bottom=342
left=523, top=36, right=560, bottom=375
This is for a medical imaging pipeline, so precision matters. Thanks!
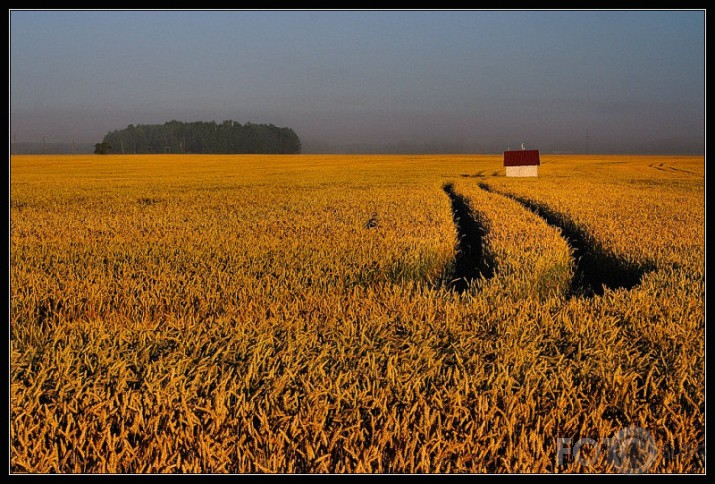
left=10, top=154, right=704, bottom=473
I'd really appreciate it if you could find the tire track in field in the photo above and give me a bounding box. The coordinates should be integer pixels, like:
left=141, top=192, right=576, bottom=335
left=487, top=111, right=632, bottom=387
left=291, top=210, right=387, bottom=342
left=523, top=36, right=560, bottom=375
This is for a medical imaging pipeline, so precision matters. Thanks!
left=649, top=162, right=669, bottom=173
left=442, top=183, right=494, bottom=292
left=479, top=183, right=654, bottom=298
left=667, top=166, right=699, bottom=175
left=649, top=162, right=698, bottom=176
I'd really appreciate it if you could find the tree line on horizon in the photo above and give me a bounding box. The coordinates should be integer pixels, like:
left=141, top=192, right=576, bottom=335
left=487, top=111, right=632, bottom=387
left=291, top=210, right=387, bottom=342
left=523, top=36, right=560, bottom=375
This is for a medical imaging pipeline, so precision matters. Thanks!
left=100, top=120, right=302, bottom=154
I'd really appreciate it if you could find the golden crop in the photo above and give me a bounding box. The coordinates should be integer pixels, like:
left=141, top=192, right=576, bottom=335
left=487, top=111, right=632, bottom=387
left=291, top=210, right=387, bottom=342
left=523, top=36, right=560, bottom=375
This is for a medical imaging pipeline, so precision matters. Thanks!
left=10, top=154, right=704, bottom=473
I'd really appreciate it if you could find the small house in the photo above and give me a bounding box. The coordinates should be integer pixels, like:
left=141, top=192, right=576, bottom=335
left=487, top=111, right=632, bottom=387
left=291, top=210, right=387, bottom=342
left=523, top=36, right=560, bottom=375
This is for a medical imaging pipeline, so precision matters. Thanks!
left=504, top=149, right=540, bottom=177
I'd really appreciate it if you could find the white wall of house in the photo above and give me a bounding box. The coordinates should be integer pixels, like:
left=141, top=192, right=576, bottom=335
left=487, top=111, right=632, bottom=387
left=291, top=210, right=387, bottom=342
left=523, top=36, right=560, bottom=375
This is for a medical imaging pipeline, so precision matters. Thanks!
left=506, top=165, right=538, bottom=177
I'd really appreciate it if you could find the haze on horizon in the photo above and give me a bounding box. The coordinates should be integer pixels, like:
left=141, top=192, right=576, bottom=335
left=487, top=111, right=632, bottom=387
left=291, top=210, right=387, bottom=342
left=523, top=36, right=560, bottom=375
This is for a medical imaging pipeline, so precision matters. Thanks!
left=10, top=9, right=705, bottom=154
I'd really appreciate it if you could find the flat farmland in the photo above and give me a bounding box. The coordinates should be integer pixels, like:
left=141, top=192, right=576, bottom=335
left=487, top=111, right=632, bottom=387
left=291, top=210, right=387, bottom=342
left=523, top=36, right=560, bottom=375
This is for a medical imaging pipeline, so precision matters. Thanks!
left=9, top=154, right=704, bottom=473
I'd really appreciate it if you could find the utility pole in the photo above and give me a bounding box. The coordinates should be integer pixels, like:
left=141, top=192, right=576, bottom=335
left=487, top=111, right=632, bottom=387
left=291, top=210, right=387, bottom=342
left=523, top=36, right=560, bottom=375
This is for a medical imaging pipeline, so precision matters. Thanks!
left=586, top=129, right=590, bottom=154
left=12, top=135, right=16, bottom=155
left=43, top=136, right=46, bottom=154
left=72, top=140, right=76, bottom=154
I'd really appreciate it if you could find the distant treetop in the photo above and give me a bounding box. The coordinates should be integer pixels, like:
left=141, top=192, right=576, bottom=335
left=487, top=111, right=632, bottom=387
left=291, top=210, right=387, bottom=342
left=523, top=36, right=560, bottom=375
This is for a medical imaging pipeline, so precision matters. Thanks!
left=101, top=120, right=301, bottom=154
left=93, top=142, right=111, bottom=155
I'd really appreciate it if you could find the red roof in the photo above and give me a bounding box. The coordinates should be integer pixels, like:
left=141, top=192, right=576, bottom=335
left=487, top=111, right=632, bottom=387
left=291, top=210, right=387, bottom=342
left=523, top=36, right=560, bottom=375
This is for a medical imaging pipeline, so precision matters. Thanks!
left=503, top=150, right=540, bottom=167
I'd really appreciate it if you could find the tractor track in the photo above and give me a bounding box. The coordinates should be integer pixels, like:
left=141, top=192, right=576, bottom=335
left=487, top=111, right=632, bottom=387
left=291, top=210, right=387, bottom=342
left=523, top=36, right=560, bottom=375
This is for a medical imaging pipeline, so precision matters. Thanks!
left=479, top=183, right=653, bottom=298
left=442, top=183, right=494, bottom=293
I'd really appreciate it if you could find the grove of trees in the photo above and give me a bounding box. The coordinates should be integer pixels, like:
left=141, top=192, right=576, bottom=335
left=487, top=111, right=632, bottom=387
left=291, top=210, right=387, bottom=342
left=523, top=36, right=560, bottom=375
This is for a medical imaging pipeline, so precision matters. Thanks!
left=101, top=120, right=302, bottom=154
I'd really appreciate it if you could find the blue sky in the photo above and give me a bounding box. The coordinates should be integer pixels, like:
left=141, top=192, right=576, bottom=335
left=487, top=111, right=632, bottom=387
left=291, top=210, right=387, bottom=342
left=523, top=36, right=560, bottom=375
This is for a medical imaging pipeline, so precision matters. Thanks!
left=10, top=10, right=705, bottom=153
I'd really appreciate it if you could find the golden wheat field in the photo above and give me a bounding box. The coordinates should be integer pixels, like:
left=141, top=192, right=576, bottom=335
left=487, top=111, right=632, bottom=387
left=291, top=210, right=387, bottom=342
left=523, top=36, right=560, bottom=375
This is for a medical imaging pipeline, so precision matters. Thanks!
left=9, top=153, right=704, bottom=473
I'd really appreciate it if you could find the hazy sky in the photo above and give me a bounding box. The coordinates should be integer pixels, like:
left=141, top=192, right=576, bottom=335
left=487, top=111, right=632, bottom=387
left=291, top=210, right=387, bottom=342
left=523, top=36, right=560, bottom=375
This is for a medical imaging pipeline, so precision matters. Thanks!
left=10, top=9, right=705, bottom=153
